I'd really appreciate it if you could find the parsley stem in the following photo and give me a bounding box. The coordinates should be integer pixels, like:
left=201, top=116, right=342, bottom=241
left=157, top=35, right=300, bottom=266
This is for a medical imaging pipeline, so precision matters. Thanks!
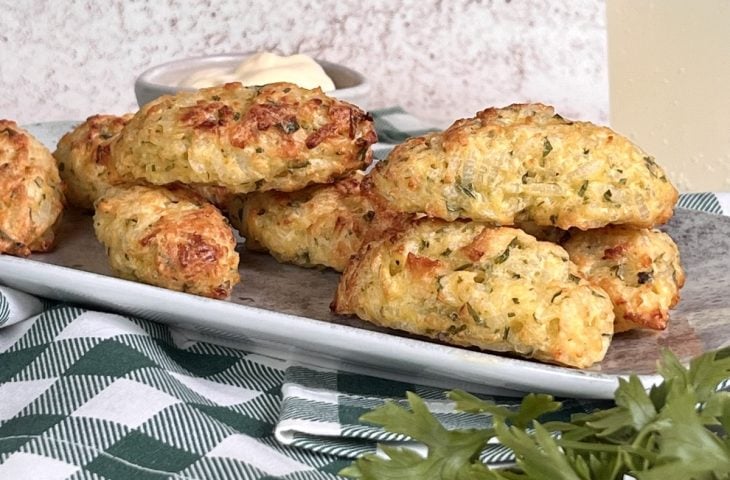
left=556, top=439, right=647, bottom=456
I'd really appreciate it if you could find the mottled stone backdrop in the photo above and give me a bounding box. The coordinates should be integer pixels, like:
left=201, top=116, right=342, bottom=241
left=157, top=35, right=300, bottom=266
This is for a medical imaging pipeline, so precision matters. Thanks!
left=0, top=0, right=608, bottom=126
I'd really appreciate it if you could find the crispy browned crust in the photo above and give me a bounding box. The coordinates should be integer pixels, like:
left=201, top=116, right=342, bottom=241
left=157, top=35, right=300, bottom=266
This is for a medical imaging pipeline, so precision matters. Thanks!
left=364, top=103, right=678, bottom=230
left=94, top=185, right=240, bottom=299
left=111, top=82, right=377, bottom=194
left=333, top=219, right=615, bottom=368
left=227, top=171, right=408, bottom=271
left=562, top=227, right=685, bottom=332
left=53, top=114, right=238, bottom=212
left=0, top=120, right=65, bottom=256
left=53, top=114, right=133, bottom=210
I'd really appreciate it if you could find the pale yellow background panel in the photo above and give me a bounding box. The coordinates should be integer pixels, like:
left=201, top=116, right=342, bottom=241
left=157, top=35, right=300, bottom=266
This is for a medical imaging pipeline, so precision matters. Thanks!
left=608, top=0, right=730, bottom=192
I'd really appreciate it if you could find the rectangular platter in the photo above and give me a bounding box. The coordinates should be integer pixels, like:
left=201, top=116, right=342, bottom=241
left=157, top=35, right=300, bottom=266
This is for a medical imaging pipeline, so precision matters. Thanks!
left=1, top=121, right=728, bottom=399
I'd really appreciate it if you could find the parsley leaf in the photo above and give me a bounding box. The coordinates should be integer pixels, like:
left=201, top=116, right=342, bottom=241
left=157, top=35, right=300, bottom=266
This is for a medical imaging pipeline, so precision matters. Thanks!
left=450, top=390, right=561, bottom=430
left=495, top=421, right=583, bottom=480
left=345, top=391, right=495, bottom=479
left=342, top=348, right=730, bottom=480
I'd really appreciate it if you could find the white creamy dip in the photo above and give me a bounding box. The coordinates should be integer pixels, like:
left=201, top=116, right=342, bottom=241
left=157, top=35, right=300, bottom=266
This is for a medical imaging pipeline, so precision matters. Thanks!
left=178, top=52, right=336, bottom=91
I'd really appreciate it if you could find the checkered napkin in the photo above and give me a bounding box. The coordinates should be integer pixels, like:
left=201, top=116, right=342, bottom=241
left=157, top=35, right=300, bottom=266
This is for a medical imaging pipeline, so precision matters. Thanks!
left=1, top=108, right=729, bottom=479
left=0, top=299, right=353, bottom=479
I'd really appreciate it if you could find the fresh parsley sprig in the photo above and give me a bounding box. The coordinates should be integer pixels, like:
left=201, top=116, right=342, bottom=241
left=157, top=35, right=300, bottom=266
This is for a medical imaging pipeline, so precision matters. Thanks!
left=341, top=348, right=730, bottom=480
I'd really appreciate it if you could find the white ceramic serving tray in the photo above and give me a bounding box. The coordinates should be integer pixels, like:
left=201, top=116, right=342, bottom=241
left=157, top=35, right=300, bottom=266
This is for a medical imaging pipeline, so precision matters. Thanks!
left=1, top=122, right=728, bottom=399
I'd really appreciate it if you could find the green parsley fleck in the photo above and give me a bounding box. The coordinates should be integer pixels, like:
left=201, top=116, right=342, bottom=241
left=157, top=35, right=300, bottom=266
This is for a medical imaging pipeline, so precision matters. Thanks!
left=578, top=180, right=589, bottom=197
left=493, top=237, right=519, bottom=265
left=455, top=178, right=477, bottom=198
left=542, top=137, right=553, bottom=158
left=446, top=324, right=467, bottom=336
left=466, top=303, right=482, bottom=325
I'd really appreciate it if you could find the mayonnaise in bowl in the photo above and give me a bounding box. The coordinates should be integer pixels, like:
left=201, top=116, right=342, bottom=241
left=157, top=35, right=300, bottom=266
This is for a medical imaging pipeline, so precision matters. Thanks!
left=178, top=52, right=336, bottom=91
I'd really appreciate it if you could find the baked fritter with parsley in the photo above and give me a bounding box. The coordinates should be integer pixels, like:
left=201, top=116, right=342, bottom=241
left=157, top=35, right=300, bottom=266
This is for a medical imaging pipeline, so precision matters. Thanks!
left=0, top=121, right=65, bottom=256
left=94, top=185, right=240, bottom=299
left=110, top=82, right=377, bottom=194
left=364, top=103, right=677, bottom=230
left=333, top=220, right=614, bottom=368
left=228, top=171, right=405, bottom=271
left=562, top=227, right=684, bottom=332
left=53, top=114, right=133, bottom=210
left=54, top=115, right=237, bottom=211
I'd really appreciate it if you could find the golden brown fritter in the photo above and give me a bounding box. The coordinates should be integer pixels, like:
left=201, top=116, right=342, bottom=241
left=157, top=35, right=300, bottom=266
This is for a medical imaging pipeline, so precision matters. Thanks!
left=111, top=82, right=377, bottom=194
left=365, top=103, right=678, bottom=230
left=53, top=114, right=133, bottom=210
left=0, top=121, right=65, bottom=256
left=562, top=227, right=684, bottom=332
left=94, top=185, right=240, bottom=299
left=228, top=171, right=406, bottom=271
left=333, top=220, right=614, bottom=368
left=53, top=114, right=239, bottom=212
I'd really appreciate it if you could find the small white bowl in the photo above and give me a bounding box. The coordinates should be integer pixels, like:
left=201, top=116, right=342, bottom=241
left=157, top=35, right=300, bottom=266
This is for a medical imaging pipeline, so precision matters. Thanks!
left=135, top=53, right=370, bottom=109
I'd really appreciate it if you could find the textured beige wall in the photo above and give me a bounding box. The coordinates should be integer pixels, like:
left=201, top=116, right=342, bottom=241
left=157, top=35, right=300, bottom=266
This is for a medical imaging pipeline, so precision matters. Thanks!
left=0, top=0, right=608, bottom=126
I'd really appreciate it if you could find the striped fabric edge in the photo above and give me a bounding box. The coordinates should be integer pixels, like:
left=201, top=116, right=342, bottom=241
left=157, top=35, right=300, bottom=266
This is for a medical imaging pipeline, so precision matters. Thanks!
left=370, top=106, right=438, bottom=148
left=0, top=290, right=9, bottom=327
left=677, top=192, right=723, bottom=215
left=285, top=429, right=519, bottom=465
left=286, top=433, right=376, bottom=459
left=0, top=286, right=47, bottom=329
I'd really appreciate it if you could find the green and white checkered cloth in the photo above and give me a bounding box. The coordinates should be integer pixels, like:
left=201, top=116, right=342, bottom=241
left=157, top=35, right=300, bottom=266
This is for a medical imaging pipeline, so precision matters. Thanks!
left=1, top=108, right=729, bottom=479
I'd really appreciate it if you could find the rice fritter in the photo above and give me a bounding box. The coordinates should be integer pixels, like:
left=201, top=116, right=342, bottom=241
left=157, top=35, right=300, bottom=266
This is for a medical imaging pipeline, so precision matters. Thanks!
left=111, top=82, right=377, bottom=194
left=228, top=171, right=406, bottom=271
left=53, top=114, right=133, bottom=210
left=53, top=114, right=236, bottom=210
left=0, top=121, right=65, bottom=256
left=562, top=227, right=685, bottom=332
left=94, top=185, right=240, bottom=299
left=364, top=103, right=677, bottom=230
left=332, top=220, right=615, bottom=368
